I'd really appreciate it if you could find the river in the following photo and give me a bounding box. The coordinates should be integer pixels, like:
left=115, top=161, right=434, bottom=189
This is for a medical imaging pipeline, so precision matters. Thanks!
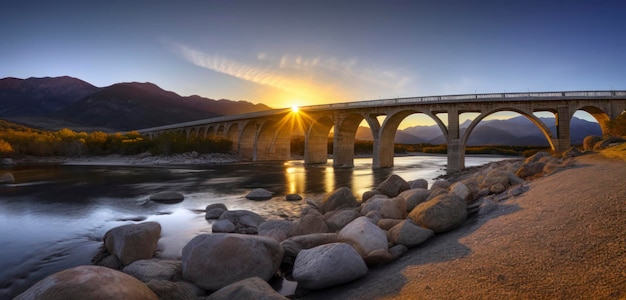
left=0, top=154, right=509, bottom=298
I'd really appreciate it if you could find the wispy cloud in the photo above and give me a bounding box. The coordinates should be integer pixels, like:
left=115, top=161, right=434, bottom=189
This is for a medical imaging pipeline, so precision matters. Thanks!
left=170, top=42, right=411, bottom=101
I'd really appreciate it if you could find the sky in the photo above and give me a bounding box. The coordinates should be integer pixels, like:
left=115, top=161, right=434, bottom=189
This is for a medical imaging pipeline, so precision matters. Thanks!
left=2, top=0, right=625, bottom=117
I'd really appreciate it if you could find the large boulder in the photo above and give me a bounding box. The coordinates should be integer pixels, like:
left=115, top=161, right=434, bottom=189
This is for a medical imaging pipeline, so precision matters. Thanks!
left=524, top=151, right=551, bottom=163
left=338, top=217, right=388, bottom=257
left=212, top=219, right=236, bottom=233
left=207, top=277, right=287, bottom=300
left=319, top=187, right=358, bottom=214
left=430, top=180, right=451, bottom=191
left=246, top=188, right=273, bottom=200
left=324, top=209, right=360, bottom=232
left=407, top=178, right=428, bottom=189
left=376, top=174, right=410, bottom=197
left=289, top=206, right=329, bottom=236
left=182, top=234, right=283, bottom=291
left=122, top=259, right=180, bottom=282
left=516, top=161, right=546, bottom=179
left=388, top=219, right=434, bottom=248
left=258, top=220, right=295, bottom=242
left=292, top=243, right=368, bottom=290
left=562, top=146, right=583, bottom=158
left=399, top=188, right=431, bottom=211
left=593, top=136, right=625, bottom=150
left=280, top=233, right=340, bottom=258
left=360, top=196, right=405, bottom=219
left=205, top=203, right=228, bottom=219
left=218, top=210, right=266, bottom=234
left=15, top=265, right=158, bottom=300
left=408, top=194, right=467, bottom=234
left=149, top=191, right=184, bottom=204
left=583, top=135, right=603, bottom=151
left=104, top=222, right=161, bottom=266
left=146, top=280, right=198, bottom=300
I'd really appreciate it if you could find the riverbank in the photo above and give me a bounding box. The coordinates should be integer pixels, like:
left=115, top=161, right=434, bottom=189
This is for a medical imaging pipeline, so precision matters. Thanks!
left=10, top=151, right=240, bottom=166
left=300, top=151, right=626, bottom=299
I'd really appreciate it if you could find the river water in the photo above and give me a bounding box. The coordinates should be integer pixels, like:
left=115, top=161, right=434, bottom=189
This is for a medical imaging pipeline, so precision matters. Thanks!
left=0, top=154, right=508, bottom=298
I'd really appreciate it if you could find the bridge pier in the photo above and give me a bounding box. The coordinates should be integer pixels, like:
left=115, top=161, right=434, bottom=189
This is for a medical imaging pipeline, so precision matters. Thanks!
left=552, top=106, right=572, bottom=152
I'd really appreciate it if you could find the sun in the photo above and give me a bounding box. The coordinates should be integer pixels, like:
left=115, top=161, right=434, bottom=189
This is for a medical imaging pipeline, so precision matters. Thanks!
left=291, top=105, right=299, bottom=113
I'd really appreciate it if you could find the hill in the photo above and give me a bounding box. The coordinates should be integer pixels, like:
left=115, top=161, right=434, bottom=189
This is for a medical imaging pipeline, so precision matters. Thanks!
left=0, top=77, right=271, bottom=132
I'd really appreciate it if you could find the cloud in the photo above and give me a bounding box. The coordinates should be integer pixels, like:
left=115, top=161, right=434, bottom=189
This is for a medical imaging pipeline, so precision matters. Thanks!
left=170, top=42, right=412, bottom=100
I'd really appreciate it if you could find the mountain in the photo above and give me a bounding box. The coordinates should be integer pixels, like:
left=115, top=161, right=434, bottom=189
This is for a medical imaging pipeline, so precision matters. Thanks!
left=0, top=77, right=271, bottom=132
left=0, top=76, right=99, bottom=116
left=357, top=115, right=601, bottom=146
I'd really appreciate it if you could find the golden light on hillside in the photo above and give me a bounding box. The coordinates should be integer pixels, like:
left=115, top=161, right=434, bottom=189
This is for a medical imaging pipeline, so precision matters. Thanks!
left=291, top=105, right=299, bottom=113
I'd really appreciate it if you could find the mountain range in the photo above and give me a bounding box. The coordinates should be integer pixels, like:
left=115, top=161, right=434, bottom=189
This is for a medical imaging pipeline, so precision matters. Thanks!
left=0, top=76, right=271, bottom=132
left=0, top=76, right=601, bottom=145
left=355, top=115, right=601, bottom=146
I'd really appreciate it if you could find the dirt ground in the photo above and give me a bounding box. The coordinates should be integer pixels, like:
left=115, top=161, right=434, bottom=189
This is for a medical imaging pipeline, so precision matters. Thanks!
left=300, top=153, right=626, bottom=299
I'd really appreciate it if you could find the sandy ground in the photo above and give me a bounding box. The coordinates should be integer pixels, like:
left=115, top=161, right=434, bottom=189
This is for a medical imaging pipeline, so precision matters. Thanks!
left=300, top=153, right=626, bottom=299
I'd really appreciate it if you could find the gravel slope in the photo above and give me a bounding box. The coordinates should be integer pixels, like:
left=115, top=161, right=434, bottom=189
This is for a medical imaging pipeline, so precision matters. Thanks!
left=300, top=153, right=626, bottom=299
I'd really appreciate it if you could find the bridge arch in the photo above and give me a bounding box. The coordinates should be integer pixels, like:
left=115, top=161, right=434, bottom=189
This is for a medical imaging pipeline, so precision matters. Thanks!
left=571, top=105, right=610, bottom=134
left=461, top=107, right=556, bottom=151
left=239, top=121, right=257, bottom=160
left=226, top=123, right=239, bottom=150
left=376, top=109, right=449, bottom=168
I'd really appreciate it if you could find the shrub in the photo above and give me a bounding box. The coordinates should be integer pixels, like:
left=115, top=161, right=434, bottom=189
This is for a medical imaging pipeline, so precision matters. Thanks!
left=605, top=112, right=626, bottom=136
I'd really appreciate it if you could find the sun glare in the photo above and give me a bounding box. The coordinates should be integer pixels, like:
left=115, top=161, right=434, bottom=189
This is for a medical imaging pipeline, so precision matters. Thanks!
left=291, top=105, right=299, bottom=113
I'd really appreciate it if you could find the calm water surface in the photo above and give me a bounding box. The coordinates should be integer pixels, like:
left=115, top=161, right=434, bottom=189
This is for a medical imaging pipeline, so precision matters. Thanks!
left=0, top=154, right=509, bottom=298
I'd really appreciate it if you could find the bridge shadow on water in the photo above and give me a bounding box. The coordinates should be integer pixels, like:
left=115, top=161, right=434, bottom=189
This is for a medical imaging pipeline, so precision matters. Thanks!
left=297, top=201, right=521, bottom=300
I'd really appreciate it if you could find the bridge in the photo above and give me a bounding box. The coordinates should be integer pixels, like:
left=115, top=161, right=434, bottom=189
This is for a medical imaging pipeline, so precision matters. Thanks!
left=138, top=91, right=626, bottom=174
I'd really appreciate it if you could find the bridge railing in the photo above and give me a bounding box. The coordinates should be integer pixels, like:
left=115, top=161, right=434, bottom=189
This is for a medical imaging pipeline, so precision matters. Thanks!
left=299, top=90, right=626, bottom=111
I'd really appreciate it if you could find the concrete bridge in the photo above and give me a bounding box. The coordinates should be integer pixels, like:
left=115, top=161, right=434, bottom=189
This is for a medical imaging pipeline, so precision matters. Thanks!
left=138, top=91, right=626, bottom=173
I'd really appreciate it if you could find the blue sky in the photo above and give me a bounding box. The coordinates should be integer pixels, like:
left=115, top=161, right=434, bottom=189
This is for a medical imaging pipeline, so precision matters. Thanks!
left=2, top=0, right=625, bottom=111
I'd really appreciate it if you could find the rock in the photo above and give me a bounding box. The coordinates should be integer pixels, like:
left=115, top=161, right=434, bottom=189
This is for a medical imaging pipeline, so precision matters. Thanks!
left=479, top=198, right=499, bottom=215
left=122, top=259, right=180, bottom=282
left=400, top=188, right=431, bottom=211
left=425, top=187, right=448, bottom=201
left=389, top=244, right=409, bottom=261
left=360, top=196, right=404, bottom=219
left=507, top=172, right=525, bottom=185
left=524, top=151, right=551, bottom=163
left=364, top=210, right=382, bottom=224
left=207, top=277, right=287, bottom=300
left=593, top=136, right=625, bottom=150
left=490, top=182, right=506, bottom=194
left=377, top=218, right=403, bottom=231
left=285, top=194, right=302, bottom=201
left=407, top=178, right=428, bottom=189
left=361, top=190, right=380, bottom=202
left=182, top=233, right=283, bottom=291
left=95, top=253, right=122, bottom=269
left=338, top=217, right=388, bottom=257
left=280, top=233, right=340, bottom=258
left=376, top=174, right=410, bottom=197
left=479, top=169, right=510, bottom=191
left=320, top=187, right=358, bottom=214
left=389, top=219, right=434, bottom=248
left=246, top=188, right=273, bottom=200
left=292, top=243, right=368, bottom=290
left=212, top=219, right=236, bottom=233
left=205, top=203, right=228, bottom=219
left=219, top=210, right=266, bottom=234
left=258, top=220, right=295, bottom=242
left=14, top=265, right=158, bottom=300
left=363, top=248, right=394, bottom=266
left=290, top=206, right=329, bottom=236
left=0, top=172, right=15, bottom=184
left=149, top=191, right=184, bottom=204
left=450, top=182, right=470, bottom=203
left=146, top=280, right=198, bottom=300
left=583, top=135, right=603, bottom=151
left=0, top=158, right=15, bottom=165
left=562, top=146, right=583, bottom=158
left=408, top=194, right=467, bottom=234
left=430, top=180, right=451, bottom=191
left=104, top=222, right=161, bottom=266
left=324, top=209, right=360, bottom=232
left=516, top=161, right=546, bottom=179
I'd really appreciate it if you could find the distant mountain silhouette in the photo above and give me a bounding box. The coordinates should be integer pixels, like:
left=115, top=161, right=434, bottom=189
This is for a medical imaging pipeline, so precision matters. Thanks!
left=357, top=115, right=601, bottom=146
left=0, top=76, right=98, bottom=116
left=0, top=77, right=271, bottom=132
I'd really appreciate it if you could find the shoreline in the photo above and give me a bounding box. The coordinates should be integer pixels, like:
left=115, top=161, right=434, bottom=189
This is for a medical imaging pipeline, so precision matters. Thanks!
left=299, top=152, right=626, bottom=299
